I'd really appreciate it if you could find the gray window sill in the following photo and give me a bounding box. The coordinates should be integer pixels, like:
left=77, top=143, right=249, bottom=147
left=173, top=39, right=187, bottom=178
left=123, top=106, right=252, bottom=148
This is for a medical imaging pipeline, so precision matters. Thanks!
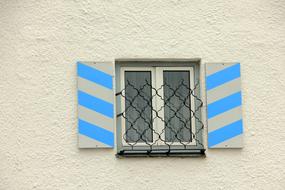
left=116, top=149, right=205, bottom=157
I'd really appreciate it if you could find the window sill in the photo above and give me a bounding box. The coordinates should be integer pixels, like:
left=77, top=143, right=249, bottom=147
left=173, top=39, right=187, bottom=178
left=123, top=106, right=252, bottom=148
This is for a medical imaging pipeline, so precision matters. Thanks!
left=116, top=149, right=205, bottom=158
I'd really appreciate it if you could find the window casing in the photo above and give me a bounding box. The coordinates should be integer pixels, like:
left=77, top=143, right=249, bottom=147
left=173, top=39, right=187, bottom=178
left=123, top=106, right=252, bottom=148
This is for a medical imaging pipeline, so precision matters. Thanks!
left=115, top=59, right=204, bottom=156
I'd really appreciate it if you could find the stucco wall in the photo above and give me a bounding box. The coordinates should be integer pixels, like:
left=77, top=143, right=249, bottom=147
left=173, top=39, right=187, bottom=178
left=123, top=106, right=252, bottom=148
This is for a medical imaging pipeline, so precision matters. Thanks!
left=1, top=0, right=285, bottom=189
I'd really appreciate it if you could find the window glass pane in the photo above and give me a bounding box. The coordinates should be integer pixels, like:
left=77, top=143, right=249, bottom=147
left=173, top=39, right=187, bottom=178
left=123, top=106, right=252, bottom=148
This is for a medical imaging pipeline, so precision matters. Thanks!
left=125, top=71, right=153, bottom=143
left=163, top=71, right=192, bottom=142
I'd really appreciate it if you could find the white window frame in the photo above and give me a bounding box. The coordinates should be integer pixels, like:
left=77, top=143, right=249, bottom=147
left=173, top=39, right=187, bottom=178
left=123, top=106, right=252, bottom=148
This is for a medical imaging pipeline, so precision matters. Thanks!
left=120, top=66, right=196, bottom=147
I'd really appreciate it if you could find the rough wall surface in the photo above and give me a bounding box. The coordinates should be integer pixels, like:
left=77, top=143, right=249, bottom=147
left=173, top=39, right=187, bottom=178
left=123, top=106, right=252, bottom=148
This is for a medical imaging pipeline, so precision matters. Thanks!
left=0, top=0, right=285, bottom=189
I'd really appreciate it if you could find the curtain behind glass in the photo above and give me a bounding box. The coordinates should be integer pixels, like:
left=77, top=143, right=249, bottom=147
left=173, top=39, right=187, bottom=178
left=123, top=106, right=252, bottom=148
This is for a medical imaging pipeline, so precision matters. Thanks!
left=164, top=71, right=192, bottom=143
left=125, top=71, right=153, bottom=143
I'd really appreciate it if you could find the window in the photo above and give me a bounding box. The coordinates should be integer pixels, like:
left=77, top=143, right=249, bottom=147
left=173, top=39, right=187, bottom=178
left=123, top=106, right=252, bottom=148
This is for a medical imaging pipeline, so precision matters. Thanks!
left=116, top=59, right=204, bottom=156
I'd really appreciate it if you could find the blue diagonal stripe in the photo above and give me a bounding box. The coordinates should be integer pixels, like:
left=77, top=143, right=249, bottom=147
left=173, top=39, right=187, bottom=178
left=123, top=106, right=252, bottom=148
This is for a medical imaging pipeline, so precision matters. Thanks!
left=77, top=62, right=113, bottom=90
left=79, top=119, right=114, bottom=147
left=207, top=63, right=240, bottom=91
left=208, top=119, right=243, bottom=147
left=208, top=91, right=242, bottom=119
left=78, top=90, right=114, bottom=118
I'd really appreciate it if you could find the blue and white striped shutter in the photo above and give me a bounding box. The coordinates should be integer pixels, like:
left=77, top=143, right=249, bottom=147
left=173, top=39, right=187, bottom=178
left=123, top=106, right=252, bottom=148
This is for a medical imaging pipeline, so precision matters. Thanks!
left=206, top=63, right=243, bottom=148
left=77, top=61, right=115, bottom=148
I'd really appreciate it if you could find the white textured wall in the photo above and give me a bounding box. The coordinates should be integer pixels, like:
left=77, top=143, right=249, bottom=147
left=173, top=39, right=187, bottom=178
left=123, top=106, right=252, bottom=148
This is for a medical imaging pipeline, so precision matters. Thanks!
left=1, top=0, right=285, bottom=189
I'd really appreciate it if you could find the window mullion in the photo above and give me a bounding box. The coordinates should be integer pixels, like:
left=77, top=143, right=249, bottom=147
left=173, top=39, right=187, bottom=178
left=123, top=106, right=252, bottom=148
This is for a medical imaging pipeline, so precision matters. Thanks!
left=154, top=67, right=165, bottom=145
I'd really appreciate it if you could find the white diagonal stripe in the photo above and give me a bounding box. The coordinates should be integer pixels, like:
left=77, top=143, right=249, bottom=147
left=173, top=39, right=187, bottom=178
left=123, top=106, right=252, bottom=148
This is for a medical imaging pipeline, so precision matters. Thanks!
left=78, top=77, right=114, bottom=104
left=206, top=63, right=237, bottom=76
left=82, top=61, right=114, bottom=76
left=207, top=106, right=242, bottom=132
left=210, top=134, right=243, bottom=148
left=78, top=105, right=114, bottom=132
left=207, top=78, right=241, bottom=104
left=78, top=134, right=112, bottom=148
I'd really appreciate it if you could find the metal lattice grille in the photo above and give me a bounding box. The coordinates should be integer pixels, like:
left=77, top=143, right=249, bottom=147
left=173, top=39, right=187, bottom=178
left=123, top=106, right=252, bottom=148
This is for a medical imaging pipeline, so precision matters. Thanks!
left=116, top=70, right=204, bottom=156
